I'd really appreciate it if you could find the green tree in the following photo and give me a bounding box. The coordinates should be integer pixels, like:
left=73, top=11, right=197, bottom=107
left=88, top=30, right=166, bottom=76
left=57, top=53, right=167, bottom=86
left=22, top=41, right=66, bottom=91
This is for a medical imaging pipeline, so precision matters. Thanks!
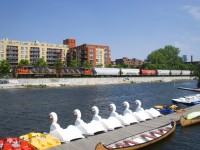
left=0, top=60, right=11, bottom=77
left=69, top=59, right=78, bottom=67
left=82, top=61, right=91, bottom=68
left=96, top=64, right=103, bottom=68
left=146, top=45, right=185, bottom=69
left=17, top=59, right=30, bottom=67
left=34, top=58, right=47, bottom=67
left=54, top=60, right=63, bottom=76
left=107, top=64, right=113, bottom=68
left=116, top=63, right=128, bottom=68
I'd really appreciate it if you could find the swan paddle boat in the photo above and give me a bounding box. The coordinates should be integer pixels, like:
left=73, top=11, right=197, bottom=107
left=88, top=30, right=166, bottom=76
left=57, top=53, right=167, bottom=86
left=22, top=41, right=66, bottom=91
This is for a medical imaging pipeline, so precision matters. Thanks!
left=48, top=112, right=84, bottom=143
left=91, top=106, right=116, bottom=131
left=0, top=137, right=34, bottom=150
left=172, top=94, right=200, bottom=106
left=135, top=100, right=162, bottom=118
left=109, top=103, right=132, bottom=126
left=122, top=101, right=140, bottom=123
left=180, top=111, right=200, bottom=127
left=95, top=120, right=176, bottom=150
left=134, top=100, right=153, bottom=120
left=19, top=132, right=61, bottom=149
left=73, top=109, right=107, bottom=136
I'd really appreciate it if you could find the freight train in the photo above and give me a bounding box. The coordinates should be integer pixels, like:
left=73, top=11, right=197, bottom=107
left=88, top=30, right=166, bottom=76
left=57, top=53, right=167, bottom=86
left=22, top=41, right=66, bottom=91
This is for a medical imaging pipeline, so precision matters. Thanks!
left=13, top=66, right=193, bottom=78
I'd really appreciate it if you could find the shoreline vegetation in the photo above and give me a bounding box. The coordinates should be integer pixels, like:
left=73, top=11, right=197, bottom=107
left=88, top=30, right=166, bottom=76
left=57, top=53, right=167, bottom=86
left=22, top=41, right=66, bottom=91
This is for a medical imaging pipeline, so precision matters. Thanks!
left=0, top=76, right=196, bottom=89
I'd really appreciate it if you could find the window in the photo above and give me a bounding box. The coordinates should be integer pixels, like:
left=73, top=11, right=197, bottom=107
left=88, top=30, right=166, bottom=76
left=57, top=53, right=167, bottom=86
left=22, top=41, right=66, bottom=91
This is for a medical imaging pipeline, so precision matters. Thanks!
left=25, top=47, right=28, bottom=50
left=0, top=54, right=4, bottom=57
left=21, top=55, right=25, bottom=58
left=21, top=47, right=24, bottom=50
left=25, top=55, right=28, bottom=58
left=21, top=51, right=24, bottom=54
left=0, top=50, right=4, bottom=53
left=42, top=52, right=45, bottom=55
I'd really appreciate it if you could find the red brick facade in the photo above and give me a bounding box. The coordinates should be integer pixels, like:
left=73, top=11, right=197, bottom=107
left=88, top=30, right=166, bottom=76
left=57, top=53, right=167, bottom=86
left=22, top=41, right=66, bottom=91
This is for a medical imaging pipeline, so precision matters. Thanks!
left=65, top=39, right=111, bottom=67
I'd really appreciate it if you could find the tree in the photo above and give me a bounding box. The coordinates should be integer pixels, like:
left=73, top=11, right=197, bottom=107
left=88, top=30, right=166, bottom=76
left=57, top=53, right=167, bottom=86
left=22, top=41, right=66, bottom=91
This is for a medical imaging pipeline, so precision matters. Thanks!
left=82, top=61, right=91, bottom=68
left=107, top=64, right=113, bottom=68
left=0, top=60, right=11, bottom=77
left=17, top=59, right=30, bottom=67
left=116, top=63, right=128, bottom=68
left=54, top=60, right=63, bottom=75
left=34, top=58, right=47, bottom=67
left=69, top=59, right=78, bottom=67
left=96, top=64, right=103, bottom=68
left=146, top=45, right=187, bottom=69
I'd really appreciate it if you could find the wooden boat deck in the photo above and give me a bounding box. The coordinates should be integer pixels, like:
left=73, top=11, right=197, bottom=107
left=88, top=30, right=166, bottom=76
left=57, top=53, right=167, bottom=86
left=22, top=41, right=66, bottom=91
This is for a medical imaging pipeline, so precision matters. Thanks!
left=177, top=87, right=200, bottom=92
left=49, top=104, right=200, bottom=150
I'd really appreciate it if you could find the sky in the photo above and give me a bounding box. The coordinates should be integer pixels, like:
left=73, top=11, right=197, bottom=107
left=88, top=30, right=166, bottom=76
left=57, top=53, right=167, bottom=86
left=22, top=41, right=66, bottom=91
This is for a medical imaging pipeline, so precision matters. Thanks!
left=0, top=0, right=200, bottom=61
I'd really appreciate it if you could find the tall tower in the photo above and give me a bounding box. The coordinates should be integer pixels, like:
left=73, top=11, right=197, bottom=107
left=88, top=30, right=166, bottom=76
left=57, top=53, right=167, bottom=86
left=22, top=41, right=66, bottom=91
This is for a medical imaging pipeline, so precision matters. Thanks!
left=63, top=39, right=76, bottom=48
left=182, top=55, right=187, bottom=62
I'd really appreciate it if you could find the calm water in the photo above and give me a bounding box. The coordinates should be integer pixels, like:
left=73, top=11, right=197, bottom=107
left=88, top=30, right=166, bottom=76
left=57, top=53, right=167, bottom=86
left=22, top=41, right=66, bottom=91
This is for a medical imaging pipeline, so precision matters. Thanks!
left=0, top=80, right=199, bottom=149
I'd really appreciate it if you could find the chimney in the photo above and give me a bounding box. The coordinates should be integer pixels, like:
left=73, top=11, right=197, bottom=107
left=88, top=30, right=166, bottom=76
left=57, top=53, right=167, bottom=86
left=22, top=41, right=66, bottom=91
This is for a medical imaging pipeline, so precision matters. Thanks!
left=63, top=39, right=76, bottom=48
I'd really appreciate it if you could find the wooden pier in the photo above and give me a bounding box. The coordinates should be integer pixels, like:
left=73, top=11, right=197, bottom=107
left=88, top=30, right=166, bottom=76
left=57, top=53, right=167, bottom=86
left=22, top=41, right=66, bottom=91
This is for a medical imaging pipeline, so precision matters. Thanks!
left=177, top=87, right=200, bottom=92
left=49, top=104, right=200, bottom=150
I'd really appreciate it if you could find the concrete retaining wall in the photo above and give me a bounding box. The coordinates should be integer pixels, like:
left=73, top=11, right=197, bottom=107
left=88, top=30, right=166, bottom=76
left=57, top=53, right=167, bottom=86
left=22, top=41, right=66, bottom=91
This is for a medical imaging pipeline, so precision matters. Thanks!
left=0, top=76, right=195, bottom=89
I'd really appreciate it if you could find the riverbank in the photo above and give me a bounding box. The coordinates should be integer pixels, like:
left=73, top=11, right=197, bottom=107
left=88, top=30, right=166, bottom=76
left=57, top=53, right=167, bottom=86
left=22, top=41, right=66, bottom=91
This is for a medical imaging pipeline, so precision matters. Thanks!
left=0, top=76, right=195, bottom=89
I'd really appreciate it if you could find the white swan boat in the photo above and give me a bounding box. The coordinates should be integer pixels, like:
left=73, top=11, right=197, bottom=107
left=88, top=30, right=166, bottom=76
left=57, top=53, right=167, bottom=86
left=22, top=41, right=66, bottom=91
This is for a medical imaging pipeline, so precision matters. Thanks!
left=134, top=100, right=153, bottom=120
left=48, top=112, right=84, bottom=143
left=91, top=106, right=115, bottom=131
left=122, top=101, right=139, bottom=123
left=73, top=109, right=107, bottom=136
left=109, top=103, right=133, bottom=126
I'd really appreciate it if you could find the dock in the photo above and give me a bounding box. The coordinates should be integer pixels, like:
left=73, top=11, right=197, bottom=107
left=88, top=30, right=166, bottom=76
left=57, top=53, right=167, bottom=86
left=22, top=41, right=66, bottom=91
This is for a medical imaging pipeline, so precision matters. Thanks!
left=49, top=104, right=200, bottom=150
left=177, top=87, right=200, bottom=92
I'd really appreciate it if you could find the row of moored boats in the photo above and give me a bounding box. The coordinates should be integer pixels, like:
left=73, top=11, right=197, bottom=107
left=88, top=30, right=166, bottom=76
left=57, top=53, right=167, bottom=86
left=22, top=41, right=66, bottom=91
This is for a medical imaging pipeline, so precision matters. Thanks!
left=1, top=99, right=200, bottom=150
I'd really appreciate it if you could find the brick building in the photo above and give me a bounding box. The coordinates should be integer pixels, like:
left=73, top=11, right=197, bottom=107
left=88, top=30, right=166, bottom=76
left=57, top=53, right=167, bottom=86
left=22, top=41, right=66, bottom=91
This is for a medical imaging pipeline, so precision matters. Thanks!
left=115, top=57, right=143, bottom=67
left=64, top=39, right=111, bottom=68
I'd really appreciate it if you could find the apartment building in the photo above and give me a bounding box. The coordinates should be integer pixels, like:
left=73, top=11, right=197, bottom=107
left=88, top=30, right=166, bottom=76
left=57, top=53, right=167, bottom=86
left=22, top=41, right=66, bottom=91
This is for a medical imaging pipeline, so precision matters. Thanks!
left=0, top=38, right=69, bottom=67
left=115, top=57, right=143, bottom=67
left=64, top=39, right=111, bottom=68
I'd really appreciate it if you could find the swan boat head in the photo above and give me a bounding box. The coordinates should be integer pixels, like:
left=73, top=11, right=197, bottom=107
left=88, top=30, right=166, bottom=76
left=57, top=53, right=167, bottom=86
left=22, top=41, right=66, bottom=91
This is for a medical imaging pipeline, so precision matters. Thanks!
left=123, top=101, right=130, bottom=109
left=73, top=109, right=81, bottom=119
left=48, top=112, right=61, bottom=131
left=134, top=100, right=145, bottom=111
left=123, top=101, right=133, bottom=115
left=109, top=103, right=119, bottom=117
left=49, top=112, right=57, bottom=123
left=109, top=103, right=116, bottom=112
left=91, top=106, right=103, bottom=121
left=91, top=106, right=99, bottom=115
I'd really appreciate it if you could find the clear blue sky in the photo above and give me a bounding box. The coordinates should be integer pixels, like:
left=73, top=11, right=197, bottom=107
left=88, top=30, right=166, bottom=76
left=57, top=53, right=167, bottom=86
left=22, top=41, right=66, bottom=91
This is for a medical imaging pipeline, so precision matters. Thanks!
left=0, top=0, right=200, bottom=61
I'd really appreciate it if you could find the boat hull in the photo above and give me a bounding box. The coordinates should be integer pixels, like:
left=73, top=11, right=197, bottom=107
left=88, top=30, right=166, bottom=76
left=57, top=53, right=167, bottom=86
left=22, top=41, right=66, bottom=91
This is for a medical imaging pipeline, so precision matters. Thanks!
left=180, top=116, right=200, bottom=127
left=95, top=121, right=176, bottom=150
left=172, top=100, right=195, bottom=106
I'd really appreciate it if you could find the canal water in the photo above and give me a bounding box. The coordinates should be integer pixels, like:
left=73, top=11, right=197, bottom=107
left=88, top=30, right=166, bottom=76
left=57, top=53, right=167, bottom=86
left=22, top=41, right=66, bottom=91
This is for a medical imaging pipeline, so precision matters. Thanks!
left=0, top=80, right=199, bottom=149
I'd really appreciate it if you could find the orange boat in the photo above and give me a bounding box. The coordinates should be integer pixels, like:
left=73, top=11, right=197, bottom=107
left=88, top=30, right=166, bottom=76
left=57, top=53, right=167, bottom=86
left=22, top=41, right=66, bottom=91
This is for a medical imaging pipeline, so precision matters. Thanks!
left=0, top=137, right=35, bottom=150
